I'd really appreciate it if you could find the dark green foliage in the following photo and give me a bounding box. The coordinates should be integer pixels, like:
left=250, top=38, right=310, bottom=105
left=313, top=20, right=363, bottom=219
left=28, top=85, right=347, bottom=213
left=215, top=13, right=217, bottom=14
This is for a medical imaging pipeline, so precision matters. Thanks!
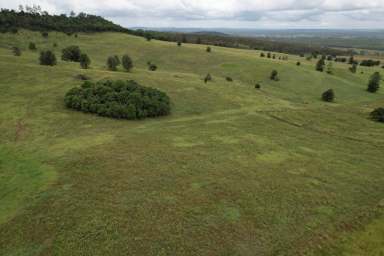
left=360, top=59, right=381, bottom=67
left=12, top=46, right=21, bottom=56
left=226, top=77, right=233, bottom=82
left=196, top=37, right=201, bottom=44
left=272, top=54, right=276, bottom=59
left=148, top=63, right=157, bottom=71
left=367, top=72, right=381, bottom=93
left=270, top=70, right=279, bottom=81
left=370, top=108, right=384, bottom=122
left=267, top=52, right=271, bottom=58
left=322, top=89, right=335, bottom=102
left=107, top=56, right=118, bottom=71
left=204, top=74, right=212, bottom=83
left=53, top=42, right=58, bottom=47
left=349, top=63, right=357, bottom=73
left=181, top=34, right=187, bottom=43
left=255, top=83, right=261, bottom=89
left=206, top=47, right=211, bottom=53
left=41, top=31, right=48, bottom=38
left=62, top=46, right=81, bottom=62
left=39, top=50, right=56, bottom=66
left=113, top=55, right=120, bottom=65
left=28, top=42, right=36, bottom=50
left=177, top=41, right=181, bottom=47
left=260, top=52, right=265, bottom=57
left=296, top=61, right=301, bottom=66
left=145, top=33, right=152, bottom=41
left=326, top=62, right=333, bottom=74
left=79, top=53, right=91, bottom=69
left=316, top=58, right=325, bottom=72
left=64, top=80, right=171, bottom=120
left=122, top=54, right=133, bottom=72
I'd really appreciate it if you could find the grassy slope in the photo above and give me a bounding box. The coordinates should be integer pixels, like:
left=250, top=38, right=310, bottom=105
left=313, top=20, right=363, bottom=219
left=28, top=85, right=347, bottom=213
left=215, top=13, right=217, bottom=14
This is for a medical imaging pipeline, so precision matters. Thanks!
left=0, top=30, right=383, bottom=255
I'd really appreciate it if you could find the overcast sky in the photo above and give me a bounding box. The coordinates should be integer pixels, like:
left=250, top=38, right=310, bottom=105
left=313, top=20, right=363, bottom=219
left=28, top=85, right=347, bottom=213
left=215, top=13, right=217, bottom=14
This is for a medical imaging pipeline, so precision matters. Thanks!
left=1, top=0, right=384, bottom=29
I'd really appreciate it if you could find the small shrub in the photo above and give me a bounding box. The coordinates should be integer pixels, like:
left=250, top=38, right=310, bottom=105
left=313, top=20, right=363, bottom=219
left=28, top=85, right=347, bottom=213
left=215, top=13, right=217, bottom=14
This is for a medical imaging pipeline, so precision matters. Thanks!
left=349, top=63, right=357, bottom=73
left=206, top=46, right=211, bottom=53
left=12, top=46, right=21, bottom=56
left=270, top=70, right=279, bottom=81
left=226, top=76, right=233, bottom=82
left=296, top=61, right=301, bottom=66
left=62, top=45, right=81, bottom=62
left=255, top=83, right=261, bottom=89
left=64, top=80, right=171, bottom=120
left=107, top=56, right=119, bottom=71
left=177, top=41, right=182, bottom=47
left=53, top=42, right=58, bottom=47
left=204, top=74, right=212, bottom=83
left=39, top=50, right=57, bottom=66
left=79, top=53, right=91, bottom=69
left=322, top=89, right=335, bottom=102
left=316, top=58, right=325, bottom=72
left=367, top=72, right=381, bottom=93
left=41, top=31, right=48, bottom=38
left=29, top=42, right=37, bottom=50
left=122, top=54, right=133, bottom=72
left=370, top=108, right=384, bottom=122
left=260, top=52, right=265, bottom=57
left=148, top=63, right=157, bottom=71
left=267, top=52, right=271, bottom=58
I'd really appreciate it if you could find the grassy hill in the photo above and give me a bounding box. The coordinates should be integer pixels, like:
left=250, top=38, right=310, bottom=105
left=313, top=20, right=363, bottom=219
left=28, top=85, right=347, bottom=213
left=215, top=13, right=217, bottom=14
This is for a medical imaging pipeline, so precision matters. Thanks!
left=0, top=30, right=383, bottom=255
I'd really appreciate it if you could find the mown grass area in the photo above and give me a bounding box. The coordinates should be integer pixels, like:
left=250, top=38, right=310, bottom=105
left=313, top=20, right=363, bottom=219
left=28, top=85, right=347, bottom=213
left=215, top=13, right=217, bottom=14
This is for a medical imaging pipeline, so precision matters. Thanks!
left=0, top=30, right=383, bottom=255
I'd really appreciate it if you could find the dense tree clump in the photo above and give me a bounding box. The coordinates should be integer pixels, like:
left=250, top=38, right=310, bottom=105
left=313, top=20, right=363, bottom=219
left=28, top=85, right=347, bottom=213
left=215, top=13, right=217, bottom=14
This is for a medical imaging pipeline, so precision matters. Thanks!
left=28, top=42, right=36, bottom=50
left=64, top=80, right=171, bottom=120
left=79, top=53, right=90, bottom=69
left=12, top=46, right=21, bottom=56
left=39, top=50, right=56, bottom=65
left=106, top=56, right=119, bottom=71
left=322, top=89, right=335, bottom=102
left=122, top=54, right=133, bottom=72
left=370, top=108, right=384, bottom=122
left=270, top=70, right=279, bottom=81
left=62, top=45, right=81, bottom=61
left=367, top=72, right=381, bottom=93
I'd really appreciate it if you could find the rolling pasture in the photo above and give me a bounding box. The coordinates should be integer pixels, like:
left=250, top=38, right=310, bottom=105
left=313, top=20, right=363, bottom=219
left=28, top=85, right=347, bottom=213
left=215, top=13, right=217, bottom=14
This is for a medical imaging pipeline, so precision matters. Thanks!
left=0, top=30, right=383, bottom=255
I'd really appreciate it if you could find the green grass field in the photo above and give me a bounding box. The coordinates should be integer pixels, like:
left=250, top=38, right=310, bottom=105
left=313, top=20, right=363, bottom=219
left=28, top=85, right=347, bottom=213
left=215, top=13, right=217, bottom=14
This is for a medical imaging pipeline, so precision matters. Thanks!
left=0, top=30, right=383, bottom=255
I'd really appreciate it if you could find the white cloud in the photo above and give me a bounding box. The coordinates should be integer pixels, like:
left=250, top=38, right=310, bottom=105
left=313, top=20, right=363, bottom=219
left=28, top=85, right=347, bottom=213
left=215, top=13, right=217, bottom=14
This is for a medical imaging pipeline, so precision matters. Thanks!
left=1, top=0, right=384, bottom=28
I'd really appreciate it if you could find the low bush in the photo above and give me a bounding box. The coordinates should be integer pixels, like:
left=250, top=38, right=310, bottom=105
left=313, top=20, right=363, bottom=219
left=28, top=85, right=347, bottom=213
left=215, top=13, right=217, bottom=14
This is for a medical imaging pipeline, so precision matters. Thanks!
left=64, top=80, right=171, bottom=120
left=322, top=89, right=335, bottom=102
left=107, top=56, right=119, bottom=71
left=39, top=50, right=56, bottom=66
left=29, top=42, right=36, bottom=50
left=255, top=83, right=261, bottom=89
left=370, top=108, right=384, bottom=122
left=62, top=45, right=81, bottom=62
left=148, top=63, right=157, bottom=71
left=41, top=31, right=48, bottom=38
left=226, top=76, right=233, bottom=82
left=12, top=46, right=21, bottom=56
left=296, top=62, right=301, bottom=66
left=122, top=54, right=133, bottom=72
left=204, top=74, right=212, bottom=83
left=206, top=47, right=211, bottom=53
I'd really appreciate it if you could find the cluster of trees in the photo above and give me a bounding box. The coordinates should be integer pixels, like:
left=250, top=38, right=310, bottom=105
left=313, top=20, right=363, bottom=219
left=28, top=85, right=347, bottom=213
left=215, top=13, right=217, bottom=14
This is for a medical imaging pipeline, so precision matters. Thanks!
left=106, top=55, right=133, bottom=71
left=360, top=59, right=381, bottom=67
left=61, top=45, right=91, bottom=69
left=64, top=80, right=171, bottom=120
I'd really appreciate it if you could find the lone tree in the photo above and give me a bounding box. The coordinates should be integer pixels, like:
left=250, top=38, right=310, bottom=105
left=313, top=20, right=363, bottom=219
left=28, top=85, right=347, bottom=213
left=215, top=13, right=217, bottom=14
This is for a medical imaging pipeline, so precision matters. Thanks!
left=370, top=108, right=384, bottom=122
left=39, top=50, right=56, bottom=66
left=367, top=72, right=381, bottom=93
left=270, top=70, right=279, bottom=81
left=12, top=46, right=21, bottom=56
left=326, top=62, right=333, bottom=74
left=322, top=89, right=335, bottom=102
left=147, top=62, right=157, bottom=71
left=316, top=58, right=325, bottom=72
left=177, top=41, right=182, bottom=47
left=296, top=61, right=301, bottom=66
left=113, top=55, right=120, bottom=65
left=349, top=63, right=357, bottom=73
left=204, top=74, right=212, bottom=83
left=79, top=53, right=91, bottom=69
left=206, top=46, right=211, bottom=53
left=62, top=45, right=81, bottom=62
left=122, top=54, right=133, bottom=72
left=107, top=56, right=118, bottom=71
left=260, top=52, right=265, bottom=57
left=267, top=52, right=271, bottom=58
left=29, top=42, right=37, bottom=50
